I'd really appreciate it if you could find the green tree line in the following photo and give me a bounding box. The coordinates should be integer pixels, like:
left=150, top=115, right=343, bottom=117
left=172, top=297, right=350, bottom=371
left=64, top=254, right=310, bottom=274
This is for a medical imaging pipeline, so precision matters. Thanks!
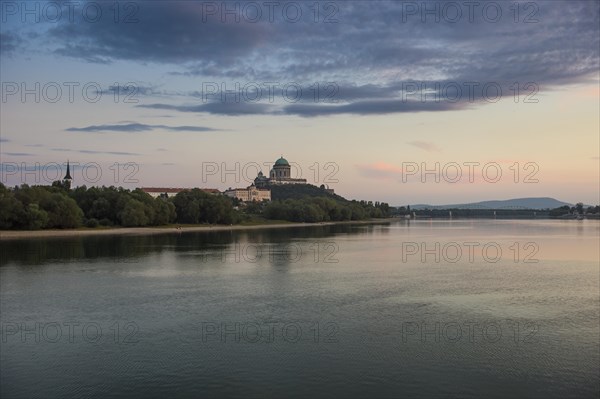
left=0, top=183, right=238, bottom=229
left=549, top=203, right=600, bottom=217
left=250, top=196, right=390, bottom=222
left=0, top=182, right=390, bottom=230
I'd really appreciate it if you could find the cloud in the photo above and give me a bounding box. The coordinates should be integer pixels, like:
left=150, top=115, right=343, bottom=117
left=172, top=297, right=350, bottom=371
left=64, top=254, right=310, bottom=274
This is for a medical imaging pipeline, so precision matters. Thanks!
left=0, top=32, right=22, bottom=55
left=356, top=162, right=403, bottom=180
left=52, top=148, right=140, bottom=156
left=284, top=99, right=465, bottom=117
left=137, top=96, right=465, bottom=117
left=94, top=84, right=159, bottom=97
left=407, top=141, right=441, bottom=152
left=0, top=138, right=10, bottom=143
left=2, top=152, right=35, bottom=156
left=50, top=2, right=269, bottom=65
left=45, top=2, right=599, bottom=81
left=78, top=150, right=140, bottom=156
left=137, top=102, right=273, bottom=116
left=134, top=76, right=587, bottom=117
left=66, top=123, right=218, bottom=132
left=29, top=1, right=598, bottom=117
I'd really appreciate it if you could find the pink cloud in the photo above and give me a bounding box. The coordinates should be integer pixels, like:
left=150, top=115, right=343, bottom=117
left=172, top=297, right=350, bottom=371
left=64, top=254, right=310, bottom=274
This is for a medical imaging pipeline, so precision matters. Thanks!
left=356, top=162, right=403, bottom=180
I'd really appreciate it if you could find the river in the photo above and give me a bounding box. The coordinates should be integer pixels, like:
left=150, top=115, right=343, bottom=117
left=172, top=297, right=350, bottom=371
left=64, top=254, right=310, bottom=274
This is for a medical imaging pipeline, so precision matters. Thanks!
left=1, top=220, right=598, bottom=398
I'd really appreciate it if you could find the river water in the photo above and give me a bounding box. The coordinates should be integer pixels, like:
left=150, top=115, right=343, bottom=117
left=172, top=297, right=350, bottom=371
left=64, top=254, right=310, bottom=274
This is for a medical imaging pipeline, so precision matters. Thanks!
left=1, top=220, right=598, bottom=398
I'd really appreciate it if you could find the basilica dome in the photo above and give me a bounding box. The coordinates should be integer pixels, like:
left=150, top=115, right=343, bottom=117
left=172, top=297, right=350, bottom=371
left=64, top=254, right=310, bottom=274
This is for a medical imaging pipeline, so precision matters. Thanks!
left=274, top=157, right=289, bottom=166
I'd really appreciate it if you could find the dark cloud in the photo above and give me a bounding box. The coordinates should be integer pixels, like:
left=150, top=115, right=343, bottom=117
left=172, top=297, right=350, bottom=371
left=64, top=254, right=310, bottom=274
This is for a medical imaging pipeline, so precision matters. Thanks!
left=66, top=123, right=218, bottom=132
left=50, top=1, right=269, bottom=65
left=138, top=102, right=273, bottom=116
left=0, top=138, right=10, bottom=143
left=0, top=32, right=22, bottom=55
left=3, top=152, right=35, bottom=156
left=136, top=84, right=470, bottom=117
left=284, top=99, right=465, bottom=117
left=136, top=100, right=458, bottom=118
left=95, top=85, right=159, bottom=97
left=131, top=73, right=586, bottom=117
left=42, top=0, right=599, bottom=116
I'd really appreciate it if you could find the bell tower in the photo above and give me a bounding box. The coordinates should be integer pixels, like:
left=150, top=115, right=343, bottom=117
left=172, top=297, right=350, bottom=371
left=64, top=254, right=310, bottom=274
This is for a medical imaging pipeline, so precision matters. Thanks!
left=63, top=160, right=73, bottom=189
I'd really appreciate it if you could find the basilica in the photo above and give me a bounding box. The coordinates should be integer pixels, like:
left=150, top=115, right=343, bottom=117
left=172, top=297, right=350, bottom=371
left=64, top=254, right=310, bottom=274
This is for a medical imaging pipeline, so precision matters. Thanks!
left=254, top=156, right=307, bottom=187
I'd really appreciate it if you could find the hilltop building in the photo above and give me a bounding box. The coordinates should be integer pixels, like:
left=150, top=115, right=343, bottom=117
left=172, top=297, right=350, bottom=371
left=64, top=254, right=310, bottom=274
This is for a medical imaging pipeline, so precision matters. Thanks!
left=141, top=157, right=301, bottom=201
left=254, top=156, right=307, bottom=187
left=224, top=185, right=271, bottom=202
left=322, top=185, right=335, bottom=195
left=141, top=187, right=220, bottom=199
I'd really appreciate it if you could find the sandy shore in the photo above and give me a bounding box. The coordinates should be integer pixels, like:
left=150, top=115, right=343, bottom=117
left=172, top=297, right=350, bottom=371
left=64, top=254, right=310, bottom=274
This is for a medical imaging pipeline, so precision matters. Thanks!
left=0, top=220, right=389, bottom=240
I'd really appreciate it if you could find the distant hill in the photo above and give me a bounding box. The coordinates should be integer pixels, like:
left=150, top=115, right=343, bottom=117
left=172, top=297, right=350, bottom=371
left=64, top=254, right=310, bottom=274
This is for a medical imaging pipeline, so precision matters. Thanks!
left=409, top=197, right=572, bottom=210
left=269, top=184, right=348, bottom=202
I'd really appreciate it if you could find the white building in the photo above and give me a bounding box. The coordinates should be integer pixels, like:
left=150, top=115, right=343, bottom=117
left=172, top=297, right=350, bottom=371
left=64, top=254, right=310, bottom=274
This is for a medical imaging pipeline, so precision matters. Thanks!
left=141, top=187, right=221, bottom=198
left=224, top=185, right=271, bottom=202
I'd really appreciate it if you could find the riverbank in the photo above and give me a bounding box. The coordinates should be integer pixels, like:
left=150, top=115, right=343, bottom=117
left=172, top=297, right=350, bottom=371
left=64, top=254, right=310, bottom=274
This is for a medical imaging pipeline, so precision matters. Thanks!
left=0, top=219, right=390, bottom=241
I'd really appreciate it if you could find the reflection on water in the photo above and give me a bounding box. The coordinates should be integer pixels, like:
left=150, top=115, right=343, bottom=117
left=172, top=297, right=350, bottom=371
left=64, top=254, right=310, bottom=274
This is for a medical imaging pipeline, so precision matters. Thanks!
left=1, top=220, right=598, bottom=398
left=0, top=224, right=372, bottom=266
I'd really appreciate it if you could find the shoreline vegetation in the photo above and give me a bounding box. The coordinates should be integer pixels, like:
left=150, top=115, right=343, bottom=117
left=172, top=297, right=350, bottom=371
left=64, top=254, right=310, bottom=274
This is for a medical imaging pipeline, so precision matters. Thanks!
left=0, top=182, right=392, bottom=232
left=2, top=183, right=597, bottom=240
left=0, top=219, right=390, bottom=240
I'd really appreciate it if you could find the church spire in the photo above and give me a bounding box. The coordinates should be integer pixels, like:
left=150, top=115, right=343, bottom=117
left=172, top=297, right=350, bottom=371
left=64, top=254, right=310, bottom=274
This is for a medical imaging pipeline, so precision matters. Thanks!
left=63, top=160, right=72, bottom=180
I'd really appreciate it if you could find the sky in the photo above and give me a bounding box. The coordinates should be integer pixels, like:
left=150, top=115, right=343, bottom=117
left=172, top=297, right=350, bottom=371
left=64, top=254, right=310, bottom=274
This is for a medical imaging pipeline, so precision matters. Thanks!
left=0, top=0, right=599, bottom=206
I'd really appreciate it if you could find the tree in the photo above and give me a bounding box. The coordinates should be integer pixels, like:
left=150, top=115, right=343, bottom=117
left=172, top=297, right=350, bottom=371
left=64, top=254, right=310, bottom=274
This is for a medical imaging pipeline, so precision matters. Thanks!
left=118, top=199, right=149, bottom=227
left=23, top=203, right=49, bottom=230
left=549, top=205, right=570, bottom=217
left=172, top=189, right=238, bottom=224
left=40, top=192, right=83, bottom=228
left=0, top=183, right=24, bottom=229
left=154, top=199, right=176, bottom=225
